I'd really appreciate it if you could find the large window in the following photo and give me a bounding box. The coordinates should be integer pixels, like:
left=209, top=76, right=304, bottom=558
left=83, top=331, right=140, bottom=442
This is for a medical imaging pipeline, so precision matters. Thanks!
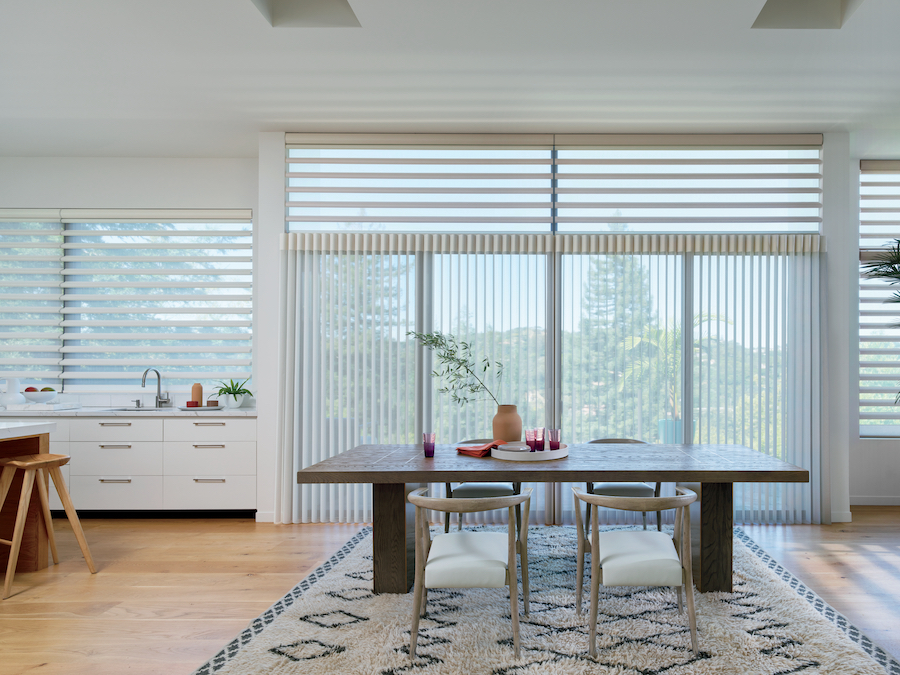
left=859, top=161, right=900, bottom=436
left=0, top=210, right=253, bottom=392
left=280, top=135, right=824, bottom=525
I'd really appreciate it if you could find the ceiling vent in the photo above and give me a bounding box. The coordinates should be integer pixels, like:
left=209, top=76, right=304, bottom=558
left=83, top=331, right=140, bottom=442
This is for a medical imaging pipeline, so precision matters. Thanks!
left=250, top=0, right=360, bottom=27
left=752, top=0, right=865, bottom=28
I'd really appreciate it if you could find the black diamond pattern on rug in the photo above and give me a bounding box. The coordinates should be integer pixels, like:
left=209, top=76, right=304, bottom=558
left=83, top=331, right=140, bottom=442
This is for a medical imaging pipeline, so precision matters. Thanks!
left=299, top=609, right=369, bottom=628
left=269, top=638, right=346, bottom=662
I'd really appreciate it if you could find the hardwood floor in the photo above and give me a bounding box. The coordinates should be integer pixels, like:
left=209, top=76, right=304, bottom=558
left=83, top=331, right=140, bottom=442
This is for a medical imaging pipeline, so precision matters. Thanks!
left=0, top=509, right=897, bottom=674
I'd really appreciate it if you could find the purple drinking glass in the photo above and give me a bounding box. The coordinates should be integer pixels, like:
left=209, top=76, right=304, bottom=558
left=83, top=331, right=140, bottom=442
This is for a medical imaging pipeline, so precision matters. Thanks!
left=535, top=427, right=545, bottom=451
left=423, top=432, right=436, bottom=457
left=548, top=428, right=561, bottom=450
left=525, top=428, right=536, bottom=452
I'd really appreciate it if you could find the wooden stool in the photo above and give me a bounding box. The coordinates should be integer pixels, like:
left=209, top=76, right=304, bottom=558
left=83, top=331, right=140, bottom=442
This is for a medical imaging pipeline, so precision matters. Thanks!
left=0, top=454, right=96, bottom=599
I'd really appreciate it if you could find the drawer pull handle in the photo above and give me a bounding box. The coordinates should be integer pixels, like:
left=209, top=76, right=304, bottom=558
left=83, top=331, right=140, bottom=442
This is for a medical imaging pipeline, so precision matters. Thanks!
left=99, top=478, right=132, bottom=483
left=99, top=444, right=132, bottom=449
left=100, top=422, right=132, bottom=427
left=193, top=444, right=226, bottom=448
left=193, top=478, right=226, bottom=483
left=193, top=422, right=226, bottom=426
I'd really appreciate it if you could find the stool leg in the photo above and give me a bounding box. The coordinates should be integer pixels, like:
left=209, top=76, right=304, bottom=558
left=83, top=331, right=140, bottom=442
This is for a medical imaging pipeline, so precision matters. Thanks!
left=48, top=466, right=96, bottom=574
left=3, top=469, right=36, bottom=599
left=35, top=468, right=59, bottom=565
left=0, top=465, right=15, bottom=510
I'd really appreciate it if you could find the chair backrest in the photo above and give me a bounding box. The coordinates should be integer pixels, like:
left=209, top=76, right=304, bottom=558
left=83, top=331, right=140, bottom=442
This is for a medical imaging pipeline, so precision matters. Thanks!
left=587, top=438, right=648, bottom=444
left=409, top=487, right=532, bottom=514
left=573, top=485, right=696, bottom=512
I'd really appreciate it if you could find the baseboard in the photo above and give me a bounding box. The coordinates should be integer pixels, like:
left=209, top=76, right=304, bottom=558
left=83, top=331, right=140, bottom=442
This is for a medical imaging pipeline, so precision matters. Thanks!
left=255, top=510, right=275, bottom=523
left=850, top=496, right=900, bottom=506
left=831, top=510, right=853, bottom=522
left=53, top=509, right=257, bottom=519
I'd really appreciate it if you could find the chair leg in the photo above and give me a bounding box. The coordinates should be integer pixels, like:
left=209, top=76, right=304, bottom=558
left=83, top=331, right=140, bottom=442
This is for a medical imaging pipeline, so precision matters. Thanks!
left=35, top=468, right=59, bottom=565
left=656, top=510, right=662, bottom=532
left=510, top=578, right=521, bottom=659
left=684, top=582, right=699, bottom=654
left=458, top=512, right=463, bottom=531
left=48, top=466, right=96, bottom=574
left=575, top=526, right=585, bottom=614
left=642, top=512, right=647, bottom=530
left=444, top=512, right=451, bottom=533
left=410, top=578, right=424, bottom=659
left=676, top=586, right=683, bottom=613
left=3, top=469, right=35, bottom=599
left=520, top=545, right=530, bottom=616
left=588, top=550, right=601, bottom=658
left=0, top=466, right=15, bottom=512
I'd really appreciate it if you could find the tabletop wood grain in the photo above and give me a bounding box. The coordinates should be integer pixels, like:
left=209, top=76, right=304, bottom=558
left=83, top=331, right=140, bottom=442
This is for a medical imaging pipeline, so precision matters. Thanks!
left=296, top=443, right=809, bottom=484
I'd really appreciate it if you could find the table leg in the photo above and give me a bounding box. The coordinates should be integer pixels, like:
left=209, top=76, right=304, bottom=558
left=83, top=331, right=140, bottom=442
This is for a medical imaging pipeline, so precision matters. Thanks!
left=372, top=483, right=417, bottom=594
left=697, top=482, right=733, bottom=592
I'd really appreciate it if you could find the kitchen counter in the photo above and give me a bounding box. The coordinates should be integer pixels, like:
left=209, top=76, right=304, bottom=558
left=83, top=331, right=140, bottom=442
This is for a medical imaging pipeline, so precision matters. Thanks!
left=0, top=407, right=257, bottom=418
left=0, top=420, right=57, bottom=439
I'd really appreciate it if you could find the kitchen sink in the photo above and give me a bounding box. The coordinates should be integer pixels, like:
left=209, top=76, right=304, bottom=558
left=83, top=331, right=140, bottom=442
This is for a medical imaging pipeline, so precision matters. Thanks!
left=106, top=407, right=170, bottom=412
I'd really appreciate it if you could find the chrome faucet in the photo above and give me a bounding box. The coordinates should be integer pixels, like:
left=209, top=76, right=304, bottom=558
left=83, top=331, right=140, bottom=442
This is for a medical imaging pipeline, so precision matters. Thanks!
left=141, top=368, right=171, bottom=408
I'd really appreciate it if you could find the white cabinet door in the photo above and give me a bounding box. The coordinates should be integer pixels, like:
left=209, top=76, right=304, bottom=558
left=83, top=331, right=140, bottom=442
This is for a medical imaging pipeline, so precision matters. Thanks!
left=69, top=475, right=163, bottom=510
left=163, top=441, right=255, bottom=475
left=69, top=442, right=163, bottom=476
left=163, top=475, right=256, bottom=510
left=69, top=418, right=163, bottom=442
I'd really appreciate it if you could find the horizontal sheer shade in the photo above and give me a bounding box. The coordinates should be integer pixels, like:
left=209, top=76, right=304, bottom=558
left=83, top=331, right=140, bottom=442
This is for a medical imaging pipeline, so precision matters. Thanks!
left=0, top=215, right=253, bottom=392
left=859, top=165, right=900, bottom=433
left=286, top=137, right=822, bottom=235
left=0, top=222, right=63, bottom=385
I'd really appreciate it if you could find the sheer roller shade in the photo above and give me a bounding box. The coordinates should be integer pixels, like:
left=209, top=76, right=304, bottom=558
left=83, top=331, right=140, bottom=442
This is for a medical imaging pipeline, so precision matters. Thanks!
left=859, top=161, right=900, bottom=435
left=286, top=135, right=823, bottom=235
left=0, top=210, right=253, bottom=392
left=0, top=221, right=64, bottom=384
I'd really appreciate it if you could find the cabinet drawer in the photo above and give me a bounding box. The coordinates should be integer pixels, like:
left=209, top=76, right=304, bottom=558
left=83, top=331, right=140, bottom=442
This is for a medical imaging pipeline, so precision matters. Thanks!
left=49, top=441, right=69, bottom=511
left=164, top=442, right=255, bottom=475
left=163, top=475, right=256, bottom=510
left=69, top=418, right=163, bottom=442
left=69, top=475, right=163, bottom=510
left=164, top=418, right=256, bottom=442
left=69, top=442, right=163, bottom=476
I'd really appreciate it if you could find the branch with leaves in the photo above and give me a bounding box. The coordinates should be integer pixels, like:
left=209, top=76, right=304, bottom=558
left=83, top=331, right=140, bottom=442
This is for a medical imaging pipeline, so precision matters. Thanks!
left=862, top=240, right=900, bottom=402
left=407, top=331, right=503, bottom=406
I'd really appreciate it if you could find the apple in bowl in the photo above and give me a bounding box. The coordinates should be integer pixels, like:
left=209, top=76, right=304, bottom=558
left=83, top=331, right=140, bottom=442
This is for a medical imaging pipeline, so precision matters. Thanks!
left=22, top=387, right=57, bottom=403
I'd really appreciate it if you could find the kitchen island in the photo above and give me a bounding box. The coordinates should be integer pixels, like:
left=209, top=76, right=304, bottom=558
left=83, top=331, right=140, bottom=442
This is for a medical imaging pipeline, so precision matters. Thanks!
left=0, top=421, right=57, bottom=572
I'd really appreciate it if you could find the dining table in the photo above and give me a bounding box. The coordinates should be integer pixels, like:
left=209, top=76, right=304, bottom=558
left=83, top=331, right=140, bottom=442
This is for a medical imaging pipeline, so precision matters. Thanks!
left=296, top=442, right=809, bottom=594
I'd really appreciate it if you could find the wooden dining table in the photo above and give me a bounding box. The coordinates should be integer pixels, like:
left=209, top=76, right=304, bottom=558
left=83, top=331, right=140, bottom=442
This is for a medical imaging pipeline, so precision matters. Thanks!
left=296, top=442, right=809, bottom=594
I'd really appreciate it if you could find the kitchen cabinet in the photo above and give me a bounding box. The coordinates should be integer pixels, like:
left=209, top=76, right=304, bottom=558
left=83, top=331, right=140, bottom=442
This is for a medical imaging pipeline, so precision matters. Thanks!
left=4, top=414, right=257, bottom=512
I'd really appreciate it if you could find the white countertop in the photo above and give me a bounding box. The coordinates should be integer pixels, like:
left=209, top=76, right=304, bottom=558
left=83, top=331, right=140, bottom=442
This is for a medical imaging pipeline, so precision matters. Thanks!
left=0, top=407, right=257, bottom=418
left=0, top=421, right=57, bottom=439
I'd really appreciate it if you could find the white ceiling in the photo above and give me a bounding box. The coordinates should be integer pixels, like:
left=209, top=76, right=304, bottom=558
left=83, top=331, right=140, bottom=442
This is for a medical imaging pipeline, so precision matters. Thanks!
left=1, top=0, right=899, bottom=158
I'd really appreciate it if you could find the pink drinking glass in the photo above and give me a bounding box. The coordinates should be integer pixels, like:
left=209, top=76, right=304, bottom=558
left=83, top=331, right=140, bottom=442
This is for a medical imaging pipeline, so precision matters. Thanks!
left=423, top=432, right=436, bottom=457
left=548, top=428, right=561, bottom=450
left=535, top=427, right=545, bottom=451
left=525, top=429, right=536, bottom=452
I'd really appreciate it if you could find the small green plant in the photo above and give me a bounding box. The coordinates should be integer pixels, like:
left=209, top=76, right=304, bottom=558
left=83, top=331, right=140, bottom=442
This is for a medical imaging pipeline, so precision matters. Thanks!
left=408, top=331, right=502, bottom=405
left=863, top=239, right=900, bottom=402
left=214, top=378, right=253, bottom=401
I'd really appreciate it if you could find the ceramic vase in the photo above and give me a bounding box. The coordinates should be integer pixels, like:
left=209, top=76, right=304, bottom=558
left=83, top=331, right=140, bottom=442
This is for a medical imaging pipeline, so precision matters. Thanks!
left=0, top=377, right=27, bottom=407
left=224, top=393, right=245, bottom=409
left=492, top=404, right=522, bottom=442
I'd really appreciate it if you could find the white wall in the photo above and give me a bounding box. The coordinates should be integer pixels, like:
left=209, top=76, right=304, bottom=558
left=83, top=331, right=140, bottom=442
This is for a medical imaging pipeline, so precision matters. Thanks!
left=849, top=130, right=900, bottom=506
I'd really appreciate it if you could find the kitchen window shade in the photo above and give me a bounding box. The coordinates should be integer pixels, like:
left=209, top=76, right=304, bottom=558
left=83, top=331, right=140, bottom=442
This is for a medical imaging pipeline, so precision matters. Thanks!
left=0, top=221, right=64, bottom=384
left=859, top=161, right=900, bottom=435
left=61, top=220, right=253, bottom=389
left=0, top=210, right=253, bottom=392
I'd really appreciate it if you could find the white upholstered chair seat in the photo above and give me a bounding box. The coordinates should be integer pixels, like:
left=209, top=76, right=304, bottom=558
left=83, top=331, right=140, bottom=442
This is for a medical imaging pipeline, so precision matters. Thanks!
left=590, top=482, right=655, bottom=498
left=424, top=531, right=509, bottom=588
left=451, top=482, right=516, bottom=499
left=596, top=530, right=683, bottom=587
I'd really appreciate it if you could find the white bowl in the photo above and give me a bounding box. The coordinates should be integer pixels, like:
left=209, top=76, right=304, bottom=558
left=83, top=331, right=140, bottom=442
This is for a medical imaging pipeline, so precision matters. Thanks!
left=22, top=390, right=56, bottom=403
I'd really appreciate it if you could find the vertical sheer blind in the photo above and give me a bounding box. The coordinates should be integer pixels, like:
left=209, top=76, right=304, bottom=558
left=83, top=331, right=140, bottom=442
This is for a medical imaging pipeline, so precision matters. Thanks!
left=0, top=210, right=253, bottom=391
left=276, top=134, right=825, bottom=526
left=859, top=161, right=900, bottom=435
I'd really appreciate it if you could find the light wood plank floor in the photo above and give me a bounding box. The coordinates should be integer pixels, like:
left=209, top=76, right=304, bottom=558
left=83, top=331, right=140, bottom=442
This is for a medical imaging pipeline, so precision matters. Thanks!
left=0, top=509, right=897, bottom=674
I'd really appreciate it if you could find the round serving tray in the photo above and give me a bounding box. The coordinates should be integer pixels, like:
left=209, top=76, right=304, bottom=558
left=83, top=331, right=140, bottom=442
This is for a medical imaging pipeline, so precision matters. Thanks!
left=491, top=444, right=568, bottom=461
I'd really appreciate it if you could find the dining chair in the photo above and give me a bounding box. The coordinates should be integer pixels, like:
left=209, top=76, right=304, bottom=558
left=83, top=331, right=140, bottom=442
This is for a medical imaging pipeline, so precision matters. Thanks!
left=444, top=439, right=522, bottom=533
left=407, top=487, right=532, bottom=660
left=585, top=439, right=661, bottom=531
left=572, top=485, right=699, bottom=656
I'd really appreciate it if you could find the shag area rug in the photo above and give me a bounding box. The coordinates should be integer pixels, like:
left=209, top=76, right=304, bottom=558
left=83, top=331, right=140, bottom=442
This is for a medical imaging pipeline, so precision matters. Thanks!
left=194, top=526, right=899, bottom=675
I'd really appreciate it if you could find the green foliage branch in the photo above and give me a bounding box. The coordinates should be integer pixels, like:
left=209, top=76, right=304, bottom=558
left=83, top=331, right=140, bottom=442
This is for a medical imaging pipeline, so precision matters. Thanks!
left=407, top=331, right=503, bottom=406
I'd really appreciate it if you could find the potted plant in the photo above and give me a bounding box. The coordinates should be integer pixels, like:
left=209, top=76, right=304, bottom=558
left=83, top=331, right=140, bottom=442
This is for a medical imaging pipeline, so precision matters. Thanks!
left=863, top=239, right=900, bottom=403
left=214, top=378, right=253, bottom=409
left=408, top=331, right=521, bottom=441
